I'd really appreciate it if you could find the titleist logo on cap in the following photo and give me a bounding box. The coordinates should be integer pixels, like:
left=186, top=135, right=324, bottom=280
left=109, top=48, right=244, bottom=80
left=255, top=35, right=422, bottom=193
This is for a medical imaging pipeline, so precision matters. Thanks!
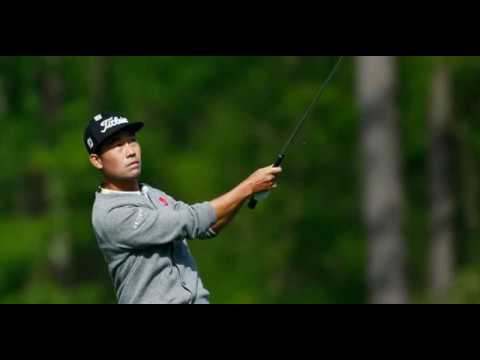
left=100, top=116, right=129, bottom=133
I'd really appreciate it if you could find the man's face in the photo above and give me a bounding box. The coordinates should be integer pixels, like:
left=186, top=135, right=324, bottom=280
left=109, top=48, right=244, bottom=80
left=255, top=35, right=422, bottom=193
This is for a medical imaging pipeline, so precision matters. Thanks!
left=89, top=130, right=142, bottom=181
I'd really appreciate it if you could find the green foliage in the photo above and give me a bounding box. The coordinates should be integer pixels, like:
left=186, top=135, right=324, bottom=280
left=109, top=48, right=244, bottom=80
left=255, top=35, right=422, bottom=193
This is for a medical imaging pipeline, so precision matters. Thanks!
left=1, top=56, right=480, bottom=303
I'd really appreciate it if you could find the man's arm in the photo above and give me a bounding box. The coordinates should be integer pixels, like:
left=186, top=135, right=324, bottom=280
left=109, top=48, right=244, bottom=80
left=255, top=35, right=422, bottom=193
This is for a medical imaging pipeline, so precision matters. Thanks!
left=97, top=200, right=217, bottom=250
left=210, top=165, right=282, bottom=234
left=209, top=181, right=251, bottom=233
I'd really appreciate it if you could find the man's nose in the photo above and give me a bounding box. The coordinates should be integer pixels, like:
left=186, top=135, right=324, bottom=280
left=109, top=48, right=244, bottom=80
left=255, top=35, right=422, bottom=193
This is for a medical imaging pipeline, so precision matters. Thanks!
left=125, top=143, right=136, bottom=157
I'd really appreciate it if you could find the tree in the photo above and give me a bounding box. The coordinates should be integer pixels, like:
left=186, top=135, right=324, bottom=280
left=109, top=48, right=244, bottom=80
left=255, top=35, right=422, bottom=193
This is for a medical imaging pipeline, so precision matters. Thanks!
left=428, top=62, right=455, bottom=299
left=356, top=56, right=409, bottom=304
left=39, top=56, right=71, bottom=284
left=89, top=56, right=110, bottom=111
left=0, top=77, right=6, bottom=115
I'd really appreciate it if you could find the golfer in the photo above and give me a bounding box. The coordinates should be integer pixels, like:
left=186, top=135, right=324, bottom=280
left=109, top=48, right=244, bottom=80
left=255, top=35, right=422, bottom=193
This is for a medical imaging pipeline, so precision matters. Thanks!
left=84, top=113, right=282, bottom=304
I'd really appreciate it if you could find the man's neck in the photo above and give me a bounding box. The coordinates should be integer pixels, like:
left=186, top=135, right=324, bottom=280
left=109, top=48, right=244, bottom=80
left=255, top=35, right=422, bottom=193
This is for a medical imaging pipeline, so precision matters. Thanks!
left=102, top=178, right=140, bottom=192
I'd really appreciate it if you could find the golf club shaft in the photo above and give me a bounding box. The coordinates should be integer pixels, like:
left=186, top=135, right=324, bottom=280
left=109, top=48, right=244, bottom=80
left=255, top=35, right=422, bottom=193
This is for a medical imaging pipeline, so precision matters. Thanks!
left=248, top=56, right=344, bottom=210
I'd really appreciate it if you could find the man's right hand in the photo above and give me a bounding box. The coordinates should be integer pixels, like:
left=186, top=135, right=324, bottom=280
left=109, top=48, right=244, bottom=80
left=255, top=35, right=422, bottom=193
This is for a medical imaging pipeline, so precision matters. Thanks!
left=244, top=165, right=283, bottom=195
left=209, top=165, right=282, bottom=234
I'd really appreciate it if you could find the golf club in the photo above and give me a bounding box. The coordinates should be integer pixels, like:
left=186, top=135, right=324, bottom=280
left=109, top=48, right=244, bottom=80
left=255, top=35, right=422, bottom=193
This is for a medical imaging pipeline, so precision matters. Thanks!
left=248, top=56, right=344, bottom=210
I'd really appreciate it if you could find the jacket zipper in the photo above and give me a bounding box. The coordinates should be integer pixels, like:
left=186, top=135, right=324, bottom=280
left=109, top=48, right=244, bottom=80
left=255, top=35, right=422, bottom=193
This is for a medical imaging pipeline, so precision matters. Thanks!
left=146, top=189, right=190, bottom=299
left=144, top=190, right=176, bottom=274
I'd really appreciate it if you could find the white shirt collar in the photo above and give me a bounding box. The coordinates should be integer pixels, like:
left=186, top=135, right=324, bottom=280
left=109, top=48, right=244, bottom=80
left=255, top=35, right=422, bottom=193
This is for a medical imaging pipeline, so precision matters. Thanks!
left=99, top=183, right=148, bottom=196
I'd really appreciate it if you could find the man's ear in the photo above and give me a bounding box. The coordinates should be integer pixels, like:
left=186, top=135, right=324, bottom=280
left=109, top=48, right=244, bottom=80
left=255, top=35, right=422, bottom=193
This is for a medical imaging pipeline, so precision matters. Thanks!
left=89, top=154, right=103, bottom=170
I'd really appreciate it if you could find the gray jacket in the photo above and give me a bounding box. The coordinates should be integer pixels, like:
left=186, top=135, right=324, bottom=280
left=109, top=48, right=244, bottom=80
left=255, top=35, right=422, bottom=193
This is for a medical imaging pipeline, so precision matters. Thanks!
left=91, top=183, right=218, bottom=304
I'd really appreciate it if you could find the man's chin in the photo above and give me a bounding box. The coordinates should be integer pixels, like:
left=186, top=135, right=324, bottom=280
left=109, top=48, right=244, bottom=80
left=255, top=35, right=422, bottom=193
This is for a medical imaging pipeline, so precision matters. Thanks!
left=125, top=170, right=141, bottom=179
left=111, top=171, right=141, bottom=182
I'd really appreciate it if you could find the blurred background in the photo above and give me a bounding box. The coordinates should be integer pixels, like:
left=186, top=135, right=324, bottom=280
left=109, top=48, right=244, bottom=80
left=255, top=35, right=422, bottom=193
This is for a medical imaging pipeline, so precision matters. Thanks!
left=1, top=56, right=479, bottom=304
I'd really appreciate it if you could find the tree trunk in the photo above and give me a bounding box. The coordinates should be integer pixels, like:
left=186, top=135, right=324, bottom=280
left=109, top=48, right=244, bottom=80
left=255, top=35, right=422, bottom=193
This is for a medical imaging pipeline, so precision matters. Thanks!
left=428, top=63, right=455, bottom=299
left=40, top=56, right=72, bottom=284
left=89, top=56, right=109, bottom=111
left=0, top=77, right=6, bottom=115
left=459, top=122, right=479, bottom=262
left=356, top=56, right=409, bottom=304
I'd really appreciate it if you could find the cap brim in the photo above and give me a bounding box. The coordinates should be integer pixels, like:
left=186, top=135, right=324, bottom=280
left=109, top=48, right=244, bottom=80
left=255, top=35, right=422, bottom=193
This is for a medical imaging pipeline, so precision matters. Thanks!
left=94, top=122, right=144, bottom=153
left=119, top=122, right=144, bottom=135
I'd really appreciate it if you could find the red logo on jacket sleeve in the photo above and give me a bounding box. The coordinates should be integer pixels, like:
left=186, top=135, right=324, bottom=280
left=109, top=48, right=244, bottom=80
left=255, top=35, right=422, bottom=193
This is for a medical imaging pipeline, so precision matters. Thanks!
left=159, top=196, right=169, bottom=207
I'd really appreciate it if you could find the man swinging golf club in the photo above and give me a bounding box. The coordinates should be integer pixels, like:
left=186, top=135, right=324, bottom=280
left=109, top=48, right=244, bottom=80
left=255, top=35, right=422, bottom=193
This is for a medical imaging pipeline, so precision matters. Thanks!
left=85, top=113, right=282, bottom=304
